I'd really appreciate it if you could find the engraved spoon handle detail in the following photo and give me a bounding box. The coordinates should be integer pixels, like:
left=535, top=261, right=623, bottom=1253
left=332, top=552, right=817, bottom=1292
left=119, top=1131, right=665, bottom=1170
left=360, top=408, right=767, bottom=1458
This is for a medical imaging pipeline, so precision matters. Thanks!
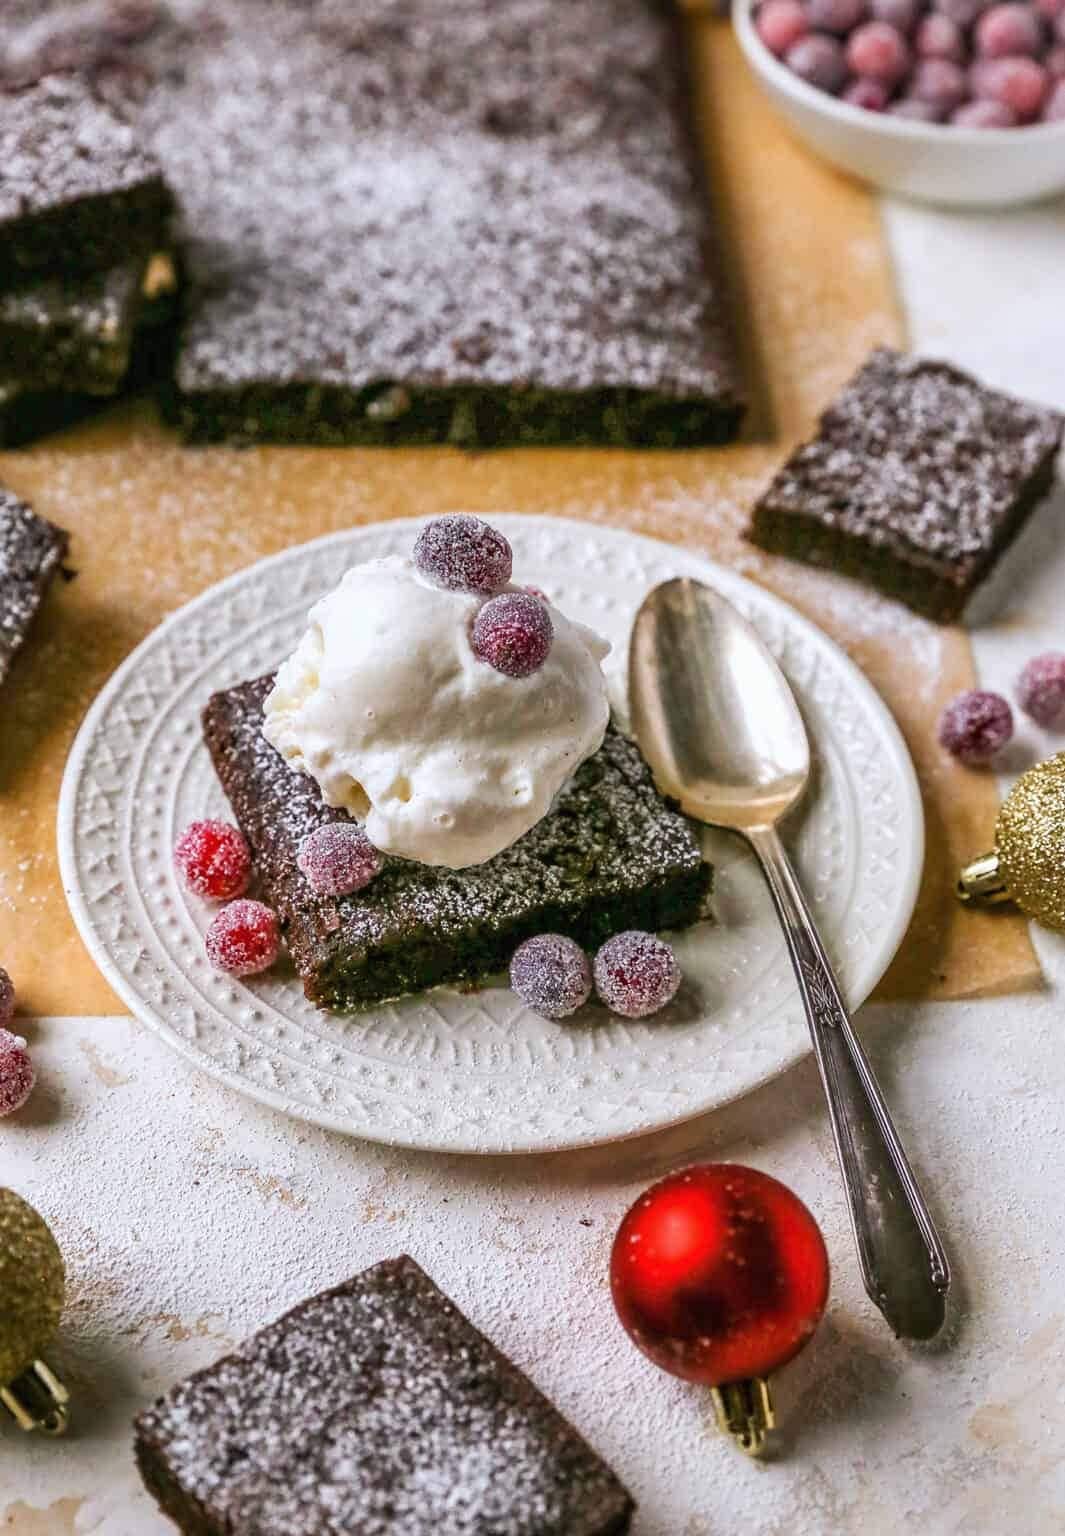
left=746, top=824, right=950, bottom=1340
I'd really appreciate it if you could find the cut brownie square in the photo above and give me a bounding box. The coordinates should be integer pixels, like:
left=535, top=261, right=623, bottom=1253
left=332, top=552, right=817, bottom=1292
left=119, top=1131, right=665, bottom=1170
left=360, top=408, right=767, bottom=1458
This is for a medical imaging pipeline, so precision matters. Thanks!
left=748, top=348, right=1064, bottom=623
left=134, top=1255, right=634, bottom=1536
left=0, top=249, right=177, bottom=395
left=0, top=74, right=171, bottom=282
left=203, top=677, right=712, bottom=1011
left=86, top=0, right=742, bottom=447
left=0, top=488, right=70, bottom=688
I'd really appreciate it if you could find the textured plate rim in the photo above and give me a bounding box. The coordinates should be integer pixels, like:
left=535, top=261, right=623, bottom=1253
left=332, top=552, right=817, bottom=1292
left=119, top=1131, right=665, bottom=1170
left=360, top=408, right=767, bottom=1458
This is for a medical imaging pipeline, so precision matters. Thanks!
left=58, top=516, right=924, bottom=1153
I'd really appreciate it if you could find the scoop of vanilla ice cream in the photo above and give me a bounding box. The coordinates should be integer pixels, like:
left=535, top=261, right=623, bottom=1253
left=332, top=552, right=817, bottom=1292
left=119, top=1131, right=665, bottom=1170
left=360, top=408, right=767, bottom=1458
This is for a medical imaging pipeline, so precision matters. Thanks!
left=262, top=555, right=610, bottom=868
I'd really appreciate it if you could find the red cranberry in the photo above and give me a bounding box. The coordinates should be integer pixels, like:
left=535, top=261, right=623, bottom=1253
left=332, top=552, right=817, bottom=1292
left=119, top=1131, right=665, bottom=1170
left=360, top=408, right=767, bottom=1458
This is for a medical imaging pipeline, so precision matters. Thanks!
left=1016, top=653, right=1065, bottom=726
left=1035, top=0, right=1065, bottom=17
left=205, top=900, right=281, bottom=977
left=843, top=77, right=892, bottom=107
left=933, top=0, right=993, bottom=25
left=915, top=13, right=967, bottom=60
left=413, top=514, right=513, bottom=596
left=471, top=592, right=553, bottom=678
left=175, top=820, right=251, bottom=901
left=951, top=96, right=1018, bottom=119
left=847, top=21, right=912, bottom=80
left=1046, top=44, right=1065, bottom=74
left=870, top=0, right=921, bottom=28
left=594, top=932, right=682, bottom=1019
left=0, top=1029, right=35, bottom=1116
left=510, top=935, right=593, bottom=1020
left=972, top=56, right=1049, bottom=118
left=297, top=823, right=382, bottom=896
left=911, top=58, right=969, bottom=111
left=806, top=0, right=867, bottom=31
left=975, top=3, right=1044, bottom=56
left=937, top=690, right=1013, bottom=764
left=785, top=35, right=848, bottom=91
left=756, top=0, right=809, bottom=55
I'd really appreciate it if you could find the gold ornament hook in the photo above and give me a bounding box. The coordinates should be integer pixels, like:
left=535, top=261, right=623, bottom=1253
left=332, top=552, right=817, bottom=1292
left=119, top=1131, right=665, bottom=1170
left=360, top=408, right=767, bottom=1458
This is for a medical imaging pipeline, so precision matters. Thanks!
left=956, top=850, right=1011, bottom=906
left=1, top=1359, right=70, bottom=1435
left=710, top=1377, right=776, bottom=1456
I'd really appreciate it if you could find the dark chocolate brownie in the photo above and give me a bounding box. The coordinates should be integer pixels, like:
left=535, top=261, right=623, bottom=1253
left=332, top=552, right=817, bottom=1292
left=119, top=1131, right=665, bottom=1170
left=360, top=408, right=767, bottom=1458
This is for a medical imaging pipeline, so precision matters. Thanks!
left=0, top=74, right=171, bottom=282
left=203, top=676, right=712, bottom=1011
left=0, top=488, right=70, bottom=687
left=2, top=0, right=743, bottom=447
left=748, top=348, right=1064, bottom=624
left=0, top=249, right=175, bottom=394
left=134, top=1255, right=634, bottom=1536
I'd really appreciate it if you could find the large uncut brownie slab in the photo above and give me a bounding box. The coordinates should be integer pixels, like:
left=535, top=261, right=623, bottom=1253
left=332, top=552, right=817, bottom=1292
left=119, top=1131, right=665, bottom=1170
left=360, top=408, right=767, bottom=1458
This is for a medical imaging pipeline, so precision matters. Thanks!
left=6, top=0, right=743, bottom=447
left=0, top=74, right=171, bottom=283
left=0, top=489, right=70, bottom=688
left=748, top=348, right=1064, bottom=623
left=203, top=677, right=712, bottom=1011
left=135, top=1255, right=634, bottom=1536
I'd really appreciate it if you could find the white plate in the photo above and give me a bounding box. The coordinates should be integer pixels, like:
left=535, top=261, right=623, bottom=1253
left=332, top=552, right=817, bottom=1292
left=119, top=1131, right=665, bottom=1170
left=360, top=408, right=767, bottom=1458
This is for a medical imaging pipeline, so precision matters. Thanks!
left=59, top=516, right=923, bottom=1154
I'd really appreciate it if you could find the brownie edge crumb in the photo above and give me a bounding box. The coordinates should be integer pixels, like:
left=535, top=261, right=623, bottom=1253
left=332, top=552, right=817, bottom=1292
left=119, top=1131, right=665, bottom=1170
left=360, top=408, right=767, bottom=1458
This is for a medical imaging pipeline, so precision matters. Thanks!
left=134, top=1255, right=635, bottom=1536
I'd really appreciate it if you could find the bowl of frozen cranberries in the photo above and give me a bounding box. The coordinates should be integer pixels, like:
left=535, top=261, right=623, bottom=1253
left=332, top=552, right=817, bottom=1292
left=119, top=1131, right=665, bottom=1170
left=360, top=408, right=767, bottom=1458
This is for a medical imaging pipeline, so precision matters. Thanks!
left=735, top=0, right=1065, bottom=205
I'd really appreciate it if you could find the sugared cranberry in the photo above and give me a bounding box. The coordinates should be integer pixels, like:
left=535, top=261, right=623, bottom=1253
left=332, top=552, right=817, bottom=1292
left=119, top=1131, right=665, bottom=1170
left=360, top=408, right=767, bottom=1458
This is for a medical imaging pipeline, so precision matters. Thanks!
left=911, top=58, right=969, bottom=110
left=205, top=900, right=281, bottom=977
left=1036, top=0, right=1065, bottom=18
left=175, top=820, right=251, bottom=901
left=297, top=822, right=382, bottom=896
left=933, top=0, right=992, bottom=26
left=413, top=514, right=512, bottom=596
left=889, top=95, right=947, bottom=117
left=807, top=0, right=868, bottom=31
left=785, top=35, right=848, bottom=90
left=510, top=935, right=593, bottom=1020
left=594, top=932, right=682, bottom=1020
left=938, top=690, right=1013, bottom=763
left=1016, top=652, right=1065, bottom=725
left=471, top=592, right=553, bottom=678
left=1045, top=75, right=1065, bottom=110
left=843, top=76, right=891, bottom=107
left=1046, top=44, right=1065, bottom=74
left=975, top=2, right=1044, bottom=56
left=972, top=56, right=1049, bottom=117
left=951, top=96, right=1018, bottom=120
left=756, top=0, right=809, bottom=55
left=0, top=967, right=13, bottom=1027
left=0, top=1029, right=35, bottom=1116
left=847, top=21, right=912, bottom=80
left=870, top=0, right=921, bottom=28
left=915, top=12, right=967, bottom=60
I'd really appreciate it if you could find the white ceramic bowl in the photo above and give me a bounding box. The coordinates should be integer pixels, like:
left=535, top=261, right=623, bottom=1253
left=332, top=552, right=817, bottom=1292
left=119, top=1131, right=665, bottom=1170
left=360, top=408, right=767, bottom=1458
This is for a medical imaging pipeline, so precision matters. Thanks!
left=734, top=2, right=1065, bottom=207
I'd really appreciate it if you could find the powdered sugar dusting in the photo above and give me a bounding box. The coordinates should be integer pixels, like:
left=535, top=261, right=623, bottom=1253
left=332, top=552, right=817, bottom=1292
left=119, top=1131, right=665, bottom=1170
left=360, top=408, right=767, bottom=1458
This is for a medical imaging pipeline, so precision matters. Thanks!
left=135, top=1256, right=632, bottom=1534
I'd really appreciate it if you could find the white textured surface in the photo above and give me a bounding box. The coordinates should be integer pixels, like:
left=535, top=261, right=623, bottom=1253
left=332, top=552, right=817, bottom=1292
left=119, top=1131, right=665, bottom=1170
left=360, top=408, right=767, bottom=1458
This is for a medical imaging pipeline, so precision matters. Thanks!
left=4, top=197, right=1065, bottom=1534
left=57, top=517, right=921, bottom=1151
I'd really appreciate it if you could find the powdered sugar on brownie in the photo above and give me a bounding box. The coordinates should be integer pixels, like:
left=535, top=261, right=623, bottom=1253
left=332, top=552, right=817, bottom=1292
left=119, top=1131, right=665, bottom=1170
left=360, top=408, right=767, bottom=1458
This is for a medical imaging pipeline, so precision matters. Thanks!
left=0, top=488, right=70, bottom=686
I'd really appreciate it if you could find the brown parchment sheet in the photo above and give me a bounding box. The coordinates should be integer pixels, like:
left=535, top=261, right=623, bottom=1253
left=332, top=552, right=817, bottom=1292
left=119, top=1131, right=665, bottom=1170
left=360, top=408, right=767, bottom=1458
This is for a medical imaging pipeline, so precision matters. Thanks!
left=0, top=23, right=1038, bottom=1017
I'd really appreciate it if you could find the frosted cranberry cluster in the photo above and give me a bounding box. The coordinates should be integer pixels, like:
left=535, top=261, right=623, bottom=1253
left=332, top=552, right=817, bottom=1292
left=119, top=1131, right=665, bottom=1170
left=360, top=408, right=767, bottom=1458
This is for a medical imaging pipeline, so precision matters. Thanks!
left=510, top=930, right=682, bottom=1020
left=756, top=0, right=1065, bottom=124
left=939, top=650, right=1065, bottom=764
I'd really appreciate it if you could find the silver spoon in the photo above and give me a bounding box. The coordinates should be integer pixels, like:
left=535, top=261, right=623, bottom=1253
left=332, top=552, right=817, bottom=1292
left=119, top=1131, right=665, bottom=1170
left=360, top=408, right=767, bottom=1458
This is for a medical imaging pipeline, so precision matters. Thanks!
left=630, top=577, right=949, bottom=1341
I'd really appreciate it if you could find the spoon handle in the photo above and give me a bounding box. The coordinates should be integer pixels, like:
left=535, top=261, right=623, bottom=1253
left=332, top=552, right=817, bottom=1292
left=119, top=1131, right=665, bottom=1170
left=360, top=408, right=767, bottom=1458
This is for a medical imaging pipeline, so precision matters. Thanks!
left=747, top=825, right=950, bottom=1340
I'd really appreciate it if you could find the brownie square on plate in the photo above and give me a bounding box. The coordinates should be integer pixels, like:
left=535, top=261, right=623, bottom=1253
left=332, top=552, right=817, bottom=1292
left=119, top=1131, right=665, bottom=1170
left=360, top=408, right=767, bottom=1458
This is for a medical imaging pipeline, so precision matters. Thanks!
left=0, top=75, right=171, bottom=282
left=203, top=677, right=712, bottom=1011
left=0, top=488, right=70, bottom=688
left=135, top=1255, right=634, bottom=1536
left=748, top=348, right=1063, bottom=623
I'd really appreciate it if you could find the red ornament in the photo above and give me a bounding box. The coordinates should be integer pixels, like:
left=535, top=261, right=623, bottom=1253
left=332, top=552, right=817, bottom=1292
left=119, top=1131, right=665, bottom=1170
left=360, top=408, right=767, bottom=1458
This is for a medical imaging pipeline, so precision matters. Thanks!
left=611, top=1164, right=829, bottom=1452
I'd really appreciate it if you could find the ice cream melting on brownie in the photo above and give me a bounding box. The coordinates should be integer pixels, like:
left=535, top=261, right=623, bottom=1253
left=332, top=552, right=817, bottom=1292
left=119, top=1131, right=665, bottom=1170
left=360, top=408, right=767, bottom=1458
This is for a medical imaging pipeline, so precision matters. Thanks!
left=263, top=554, right=610, bottom=869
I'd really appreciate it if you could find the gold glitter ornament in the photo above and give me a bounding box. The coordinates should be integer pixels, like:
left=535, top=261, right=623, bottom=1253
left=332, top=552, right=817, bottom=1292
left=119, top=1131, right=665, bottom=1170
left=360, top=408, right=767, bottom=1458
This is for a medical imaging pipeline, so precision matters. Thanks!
left=0, top=1188, right=69, bottom=1434
left=958, top=753, right=1065, bottom=931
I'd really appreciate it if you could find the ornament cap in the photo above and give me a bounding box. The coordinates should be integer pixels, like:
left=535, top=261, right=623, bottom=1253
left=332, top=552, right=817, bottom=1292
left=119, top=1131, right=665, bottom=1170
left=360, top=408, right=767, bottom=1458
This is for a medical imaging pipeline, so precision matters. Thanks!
left=0, top=1357, right=69, bottom=1436
left=956, top=849, right=1011, bottom=906
left=710, top=1377, right=775, bottom=1457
